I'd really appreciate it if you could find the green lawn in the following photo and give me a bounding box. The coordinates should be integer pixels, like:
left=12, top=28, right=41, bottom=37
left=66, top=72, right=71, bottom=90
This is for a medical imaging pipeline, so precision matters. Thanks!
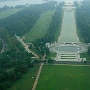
left=8, top=65, right=40, bottom=90
left=36, top=65, right=90, bottom=90
left=23, top=10, right=55, bottom=43
left=0, top=8, right=22, bottom=19
left=47, top=52, right=57, bottom=59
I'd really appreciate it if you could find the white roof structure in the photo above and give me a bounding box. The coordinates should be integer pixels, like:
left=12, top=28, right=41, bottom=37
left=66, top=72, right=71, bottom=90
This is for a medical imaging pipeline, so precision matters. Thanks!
left=64, top=0, right=74, bottom=6
left=62, top=0, right=76, bottom=10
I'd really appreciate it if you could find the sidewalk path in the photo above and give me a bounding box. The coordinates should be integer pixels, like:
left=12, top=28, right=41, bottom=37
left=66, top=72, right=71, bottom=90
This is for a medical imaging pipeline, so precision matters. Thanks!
left=1, top=46, right=4, bottom=53
left=16, top=36, right=39, bottom=58
left=46, top=64, right=90, bottom=66
left=32, top=63, right=44, bottom=90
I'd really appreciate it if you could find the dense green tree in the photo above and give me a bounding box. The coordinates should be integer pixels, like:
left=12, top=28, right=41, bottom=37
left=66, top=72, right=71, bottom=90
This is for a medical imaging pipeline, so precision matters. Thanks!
left=0, top=40, right=3, bottom=52
left=76, top=1, right=90, bottom=43
left=16, top=72, right=22, bottom=79
left=48, top=59, right=54, bottom=63
left=88, top=45, right=90, bottom=55
left=9, top=72, right=16, bottom=82
left=15, top=65, right=28, bottom=74
left=0, top=81, right=11, bottom=90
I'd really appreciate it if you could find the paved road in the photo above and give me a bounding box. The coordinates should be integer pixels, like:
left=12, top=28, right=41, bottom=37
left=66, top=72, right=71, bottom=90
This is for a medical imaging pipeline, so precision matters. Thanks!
left=32, top=63, right=44, bottom=90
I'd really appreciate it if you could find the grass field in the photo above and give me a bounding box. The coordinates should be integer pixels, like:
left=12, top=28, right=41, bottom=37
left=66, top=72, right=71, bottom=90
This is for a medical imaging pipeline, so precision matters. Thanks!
left=0, top=8, right=22, bottom=19
left=47, top=52, right=57, bottom=59
left=8, top=65, right=39, bottom=90
left=23, top=10, right=55, bottom=43
left=36, top=65, right=90, bottom=90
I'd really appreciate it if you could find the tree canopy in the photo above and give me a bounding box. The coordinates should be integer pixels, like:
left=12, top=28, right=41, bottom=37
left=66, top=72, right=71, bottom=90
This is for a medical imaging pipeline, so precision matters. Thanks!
left=76, top=1, right=90, bottom=43
left=0, top=3, right=56, bottom=36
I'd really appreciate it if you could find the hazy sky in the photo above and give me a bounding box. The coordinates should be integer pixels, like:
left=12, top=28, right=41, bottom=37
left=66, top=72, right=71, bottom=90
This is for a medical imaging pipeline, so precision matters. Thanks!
left=0, top=0, right=83, bottom=7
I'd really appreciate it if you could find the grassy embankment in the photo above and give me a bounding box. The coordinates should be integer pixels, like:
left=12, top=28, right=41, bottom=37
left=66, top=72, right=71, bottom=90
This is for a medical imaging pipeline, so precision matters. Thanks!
left=36, top=65, right=90, bottom=90
left=8, top=65, right=40, bottom=90
left=0, top=8, right=22, bottom=19
left=23, top=10, right=55, bottom=42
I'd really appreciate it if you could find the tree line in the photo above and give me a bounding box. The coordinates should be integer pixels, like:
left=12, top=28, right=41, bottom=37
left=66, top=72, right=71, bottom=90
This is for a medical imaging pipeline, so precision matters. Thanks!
left=0, top=40, right=3, bottom=52
left=0, top=3, right=56, bottom=37
left=76, top=0, right=90, bottom=43
left=76, top=1, right=90, bottom=55
left=0, top=28, right=35, bottom=90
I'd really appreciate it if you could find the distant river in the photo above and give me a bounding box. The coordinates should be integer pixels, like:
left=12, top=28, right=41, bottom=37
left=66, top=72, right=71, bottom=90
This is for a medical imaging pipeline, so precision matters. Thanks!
left=0, top=0, right=45, bottom=7
left=0, top=0, right=84, bottom=8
